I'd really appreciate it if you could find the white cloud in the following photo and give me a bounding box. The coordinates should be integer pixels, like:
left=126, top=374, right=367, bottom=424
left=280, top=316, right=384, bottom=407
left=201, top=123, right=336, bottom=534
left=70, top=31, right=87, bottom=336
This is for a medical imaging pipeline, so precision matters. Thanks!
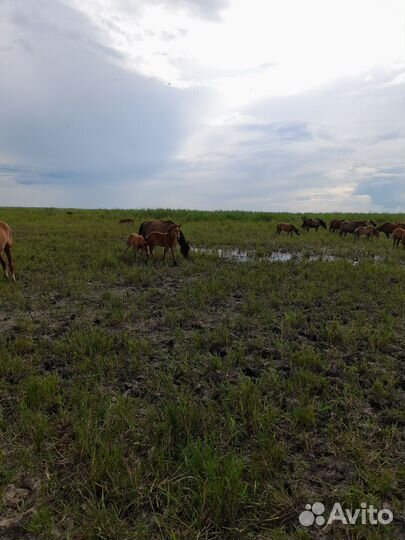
left=68, top=0, right=404, bottom=108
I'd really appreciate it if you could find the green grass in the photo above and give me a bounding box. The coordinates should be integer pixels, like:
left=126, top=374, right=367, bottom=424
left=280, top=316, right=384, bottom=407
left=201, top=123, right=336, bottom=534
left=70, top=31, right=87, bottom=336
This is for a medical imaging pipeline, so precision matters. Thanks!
left=0, top=207, right=404, bottom=539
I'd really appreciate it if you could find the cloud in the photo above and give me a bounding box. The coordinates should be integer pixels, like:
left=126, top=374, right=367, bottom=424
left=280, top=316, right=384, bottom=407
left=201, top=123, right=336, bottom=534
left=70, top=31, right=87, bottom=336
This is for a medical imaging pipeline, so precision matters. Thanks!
left=0, top=0, right=403, bottom=211
left=354, top=166, right=405, bottom=210
left=0, top=0, right=212, bottom=192
left=151, top=67, right=405, bottom=211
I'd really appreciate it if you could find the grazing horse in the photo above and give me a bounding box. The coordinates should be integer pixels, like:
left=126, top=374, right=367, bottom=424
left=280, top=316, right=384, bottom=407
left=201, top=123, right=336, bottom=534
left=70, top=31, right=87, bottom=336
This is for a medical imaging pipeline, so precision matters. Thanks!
left=119, top=218, right=134, bottom=224
left=0, top=221, right=16, bottom=281
left=354, top=225, right=379, bottom=239
left=301, top=217, right=327, bottom=232
left=392, top=227, right=405, bottom=248
left=329, top=219, right=344, bottom=232
left=339, top=221, right=368, bottom=237
left=276, top=223, right=300, bottom=236
left=139, top=220, right=190, bottom=259
left=376, top=222, right=405, bottom=239
left=124, top=233, right=148, bottom=257
left=145, top=225, right=181, bottom=264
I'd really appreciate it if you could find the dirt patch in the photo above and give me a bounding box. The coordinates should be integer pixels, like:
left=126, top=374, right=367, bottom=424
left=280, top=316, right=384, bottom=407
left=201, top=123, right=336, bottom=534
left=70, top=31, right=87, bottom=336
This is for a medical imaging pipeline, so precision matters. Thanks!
left=1, top=477, right=41, bottom=540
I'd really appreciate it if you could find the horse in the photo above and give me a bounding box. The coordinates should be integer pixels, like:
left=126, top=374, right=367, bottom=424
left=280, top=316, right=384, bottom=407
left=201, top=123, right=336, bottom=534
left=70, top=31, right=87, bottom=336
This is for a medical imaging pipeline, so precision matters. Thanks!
left=329, top=219, right=344, bottom=232
left=339, top=221, right=368, bottom=237
left=301, top=217, right=327, bottom=232
left=144, top=225, right=181, bottom=264
left=354, top=225, right=379, bottom=239
left=276, top=223, right=300, bottom=236
left=139, top=220, right=190, bottom=259
left=376, top=222, right=405, bottom=239
left=119, top=218, right=134, bottom=224
left=392, top=227, right=405, bottom=248
left=124, top=233, right=148, bottom=257
left=0, top=221, right=16, bottom=281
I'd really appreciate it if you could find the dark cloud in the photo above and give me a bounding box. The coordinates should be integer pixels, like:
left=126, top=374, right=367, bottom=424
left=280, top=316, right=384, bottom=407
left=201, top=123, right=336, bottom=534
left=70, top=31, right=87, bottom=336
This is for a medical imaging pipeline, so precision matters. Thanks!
left=354, top=168, right=405, bottom=209
left=241, top=122, right=313, bottom=142
left=0, top=0, right=210, bottom=188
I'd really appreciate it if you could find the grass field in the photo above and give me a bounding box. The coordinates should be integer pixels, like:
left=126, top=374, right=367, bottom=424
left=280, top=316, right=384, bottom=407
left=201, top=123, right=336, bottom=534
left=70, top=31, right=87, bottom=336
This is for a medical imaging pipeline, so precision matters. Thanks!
left=1, top=207, right=405, bottom=540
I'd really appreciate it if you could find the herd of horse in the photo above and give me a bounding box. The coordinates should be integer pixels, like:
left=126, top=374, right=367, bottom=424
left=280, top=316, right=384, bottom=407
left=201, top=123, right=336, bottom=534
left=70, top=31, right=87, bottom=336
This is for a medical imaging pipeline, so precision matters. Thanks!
left=277, top=217, right=405, bottom=245
left=1, top=215, right=405, bottom=282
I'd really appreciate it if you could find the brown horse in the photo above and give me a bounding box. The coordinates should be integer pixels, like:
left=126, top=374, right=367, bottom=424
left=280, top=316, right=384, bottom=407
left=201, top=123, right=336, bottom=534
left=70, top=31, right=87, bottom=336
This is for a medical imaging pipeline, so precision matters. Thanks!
left=339, top=221, right=367, bottom=237
left=377, top=222, right=405, bottom=239
left=392, top=227, right=405, bottom=248
left=0, top=221, right=16, bottom=281
left=301, top=217, right=327, bottom=232
left=139, top=220, right=190, bottom=259
left=329, top=219, right=344, bottom=232
left=124, top=233, right=148, bottom=257
left=145, top=225, right=181, bottom=264
left=354, top=225, right=379, bottom=239
left=119, top=218, right=134, bottom=224
left=276, top=223, right=299, bottom=236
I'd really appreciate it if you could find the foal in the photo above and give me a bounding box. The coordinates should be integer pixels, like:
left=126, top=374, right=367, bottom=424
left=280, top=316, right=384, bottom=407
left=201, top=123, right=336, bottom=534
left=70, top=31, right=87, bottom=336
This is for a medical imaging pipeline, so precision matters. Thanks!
left=354, top=225, right=379, bottom=239
left=276, top=223, right=299, bottom=236
left=124, top=233, right=148, bottom=257
left=0, top=221, right=16, bottom=281
left=145, top=225, right=181, bottom=264
left=392, top=227, right=405, bottom=248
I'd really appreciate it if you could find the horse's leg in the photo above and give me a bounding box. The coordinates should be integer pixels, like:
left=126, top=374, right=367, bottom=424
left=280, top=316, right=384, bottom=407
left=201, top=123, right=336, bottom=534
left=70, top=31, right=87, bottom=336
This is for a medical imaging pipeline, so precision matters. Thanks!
left=170, top=247, right=178, bottom=266
left=4, top=244, right=15, bottom=281
left=0, top=251, right=7, bottom=278
left=162, top=246, right=168, bottom=260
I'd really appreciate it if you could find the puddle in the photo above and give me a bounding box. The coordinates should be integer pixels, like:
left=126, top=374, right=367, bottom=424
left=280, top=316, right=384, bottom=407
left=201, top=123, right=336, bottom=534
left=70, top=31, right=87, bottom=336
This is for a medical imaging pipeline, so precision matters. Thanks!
left=191, top=247, right=392, bottom=265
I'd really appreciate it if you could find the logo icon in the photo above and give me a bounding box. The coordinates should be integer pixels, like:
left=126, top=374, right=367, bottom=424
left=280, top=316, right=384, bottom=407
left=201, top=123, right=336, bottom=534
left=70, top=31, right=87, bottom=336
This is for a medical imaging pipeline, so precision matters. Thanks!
left=299, top=502, right=325, bottom=527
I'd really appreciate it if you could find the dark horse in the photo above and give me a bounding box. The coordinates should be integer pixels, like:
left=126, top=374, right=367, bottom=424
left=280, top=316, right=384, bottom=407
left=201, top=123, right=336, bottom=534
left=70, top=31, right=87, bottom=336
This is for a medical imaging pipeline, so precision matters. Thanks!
left=329, top=219, right=344, bottom=232
left=301, top=217, right=327, bottom=232
left=139, top=220, right=190, bottom=259
left=377, top=222, right=405, bottom=239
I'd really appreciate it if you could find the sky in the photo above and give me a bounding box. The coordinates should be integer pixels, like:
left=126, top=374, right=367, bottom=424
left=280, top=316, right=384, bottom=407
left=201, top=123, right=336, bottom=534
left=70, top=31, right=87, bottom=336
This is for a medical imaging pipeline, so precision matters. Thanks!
left=0, top=0, right=404, bottom=211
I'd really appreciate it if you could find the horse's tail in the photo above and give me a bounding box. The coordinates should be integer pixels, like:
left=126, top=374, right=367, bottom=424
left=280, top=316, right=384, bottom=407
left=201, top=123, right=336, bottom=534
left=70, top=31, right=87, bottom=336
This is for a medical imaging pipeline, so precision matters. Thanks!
left=138, top=221, right=145, bottom=236
left=178, top=230, right=190, bottom=259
